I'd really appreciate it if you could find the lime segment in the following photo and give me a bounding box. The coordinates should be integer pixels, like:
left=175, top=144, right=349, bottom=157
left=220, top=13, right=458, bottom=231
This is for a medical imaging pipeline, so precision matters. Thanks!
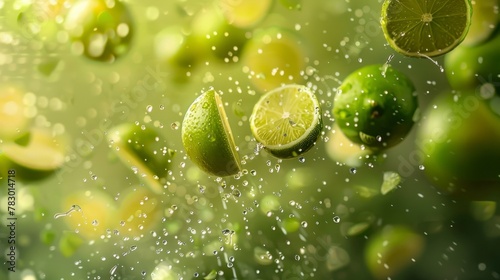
left=218, top=0, right=273, bottom=28
left=381, top=0, right=473, bottom=57
left=181, top=88, right=241, bottom=177
left=250, top=84, right=322, bottom=159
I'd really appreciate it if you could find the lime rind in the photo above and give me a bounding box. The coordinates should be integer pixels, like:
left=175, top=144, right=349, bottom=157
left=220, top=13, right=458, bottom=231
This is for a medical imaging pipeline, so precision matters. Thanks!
left=181, top=89, right=241, bottom=177
left=381, top=0, right=473, bottom=57
left=250, top=84, right=322, bottom=159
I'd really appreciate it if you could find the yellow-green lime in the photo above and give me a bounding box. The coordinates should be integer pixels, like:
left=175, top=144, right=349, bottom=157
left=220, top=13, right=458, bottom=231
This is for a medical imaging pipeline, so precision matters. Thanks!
left=242, top=28, right=306, bottom=92
left=249, top=84, right=322, bottom=159
left=381, top=0, right=473, bottom=57
left=117, top=187, right=162, bottom=237
left=107, top=123, right=174, bottom=194
left=181, top=88, right=241, bottom=177
left=218, top=0, right=273, bottom=28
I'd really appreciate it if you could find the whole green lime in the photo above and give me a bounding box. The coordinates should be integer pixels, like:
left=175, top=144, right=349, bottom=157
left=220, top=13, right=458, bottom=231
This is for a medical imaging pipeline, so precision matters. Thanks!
left=333, top=64, right=418, bottom=149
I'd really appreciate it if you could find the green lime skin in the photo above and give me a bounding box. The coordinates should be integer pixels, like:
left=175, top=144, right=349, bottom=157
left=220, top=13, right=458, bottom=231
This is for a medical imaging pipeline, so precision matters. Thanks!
left=64, top=0, right=134, bottom=62
left=445, top=29, right=500, bottom=93
left=181, top=89, right=241, bottom=177
left=333, top=64, right=418, bottom=149
left=417, top=91, right=500, bottom=199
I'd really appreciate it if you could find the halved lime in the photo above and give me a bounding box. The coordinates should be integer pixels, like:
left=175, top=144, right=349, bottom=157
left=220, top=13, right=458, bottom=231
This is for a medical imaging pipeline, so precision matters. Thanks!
left=462, top=0, right=499, bottom=46
left=107, top=123, right=174, bottom=194
left=381, top=0, right=473, bottom=57
left=218, top=0, right=273, bottom=28
left=2, top=128, right=67, bottom=174
left=181, top=88, right=241, bottom=177
left=242, top=28, right=306, bottom=92
left=249, top=84, right=322, bottom=159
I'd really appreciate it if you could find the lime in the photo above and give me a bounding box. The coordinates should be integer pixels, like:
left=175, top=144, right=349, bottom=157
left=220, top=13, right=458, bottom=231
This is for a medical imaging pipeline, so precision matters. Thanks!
left=445, top=28, right=500, bottom=93
left=365, top=225, right=425, bottom=279
left=462, top=0, right=500, bottom=46
left=181, top=88, right=241, bottom=177
left=1, top=128, right=67, bottom=180
left=107, top=123, right=175, bottom=194
left=333, top=64, right=418, bottom=149
left=64, top=0, right=134, bottom=62
left=417, top=91, right=500, bottom=198
left=155, top=26, right=199, bottom=83
left=61, top=190, right=116, bottom=240
left=242, top=28, right=306, bottom=92
left=249, top=84, right=322, bottom=159
left=218, top=0, right=273, bottom=28
left=117, top=187, right=162, bottom=237
left=0, top=86, right=30, bottom=140
left=381, top=0, right=473, bottom=57
left=191, top=7, right=248, bottom=62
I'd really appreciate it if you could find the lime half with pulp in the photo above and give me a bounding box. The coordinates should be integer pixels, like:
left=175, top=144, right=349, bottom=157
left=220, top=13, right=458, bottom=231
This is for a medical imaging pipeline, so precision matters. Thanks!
left=250, top=84, right=323, bottom=159
left=181, top=88, right=241, bottom=177
left=381, top=0, right=473, bottom=57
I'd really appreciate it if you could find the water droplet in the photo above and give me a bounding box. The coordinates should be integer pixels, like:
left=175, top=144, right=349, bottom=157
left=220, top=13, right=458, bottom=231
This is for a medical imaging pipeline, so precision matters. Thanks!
left=301, top=221, right=308, bottom=228
left=146, top=105, right=153, bottom=113
left=349, top=168, right=357, bottom=174
left=333, top=216, right=341, bottom=223
left=298, top=157, right=305, bottom=163
left=54, top=205, right=81, bottom=219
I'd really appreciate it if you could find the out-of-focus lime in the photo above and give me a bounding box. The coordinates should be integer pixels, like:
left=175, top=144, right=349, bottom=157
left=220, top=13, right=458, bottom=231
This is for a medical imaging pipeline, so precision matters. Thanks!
left=107, top=123, right=174, bottom=193
left=218, top=0, right=273, bottom=28
left=191, top=7, right=247, bottom=62
left=64, top=0, right=134, bottom=62
left=325, top=124, right=372, bottom=167
left=116, top=187, right=162, bottom=237
left=381, top=0, right=472, bottom=57
left=445, top=29, right=500, bottom=93
left=181, top=88, right=241, bottom=177
left=417, top=91, right=500, bottom=198
left=0, top=86, right=30, bottom=140
left=242, top=28, right=306, bottom=92
left=365, top=225, right=425, bottom=279
left=249, top=84, right=322, bottom=159
left=462, top=0, right=499, bottom=46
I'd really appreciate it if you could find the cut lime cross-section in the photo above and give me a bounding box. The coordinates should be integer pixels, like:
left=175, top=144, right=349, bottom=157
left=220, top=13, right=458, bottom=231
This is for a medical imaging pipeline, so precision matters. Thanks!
left=181, top=88, right=241, bottom=177
left=381, top=0, right=473, bottom=57
left=250, top=84, right=322, bottom=159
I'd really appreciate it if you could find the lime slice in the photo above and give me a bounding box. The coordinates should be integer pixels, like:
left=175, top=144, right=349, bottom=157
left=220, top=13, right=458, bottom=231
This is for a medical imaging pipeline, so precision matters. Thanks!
left=249, top=84, right=322, bottom=159
left=0, top=86, right=30, bottom=140
left=381, top=0, right=473, bottom=57
left=218, top=0, right=273, bottom=28
left=181, top=88, right=241, bottom=177
left=242, top=28, right=306, bottom=92
left=462, top=0, right=499, bottom=46
left=107, top=123, right=175, bottom=194
left=2, top=128, right=66, bottom=171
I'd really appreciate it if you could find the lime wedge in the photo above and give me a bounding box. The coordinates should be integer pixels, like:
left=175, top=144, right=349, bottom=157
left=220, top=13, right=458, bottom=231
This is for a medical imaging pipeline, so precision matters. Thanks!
left=249, top=84, right=322, bottom=159
left=325, top=124, right=372, bottom=167
left=218, top=0, right=273, bottom=28
left=117, top=187, right=162, bottom=237
left=381, top=0, right=473, bottom=57
left=181, top=88, right=241, bottom=177
left=107, top=123, right=174, bottom=194
left=242, top=28, right=306, bottom=92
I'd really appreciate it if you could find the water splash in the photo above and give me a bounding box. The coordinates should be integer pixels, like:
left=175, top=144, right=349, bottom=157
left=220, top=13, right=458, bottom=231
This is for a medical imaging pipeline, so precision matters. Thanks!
left=54, top=204, right=82, bottom=219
